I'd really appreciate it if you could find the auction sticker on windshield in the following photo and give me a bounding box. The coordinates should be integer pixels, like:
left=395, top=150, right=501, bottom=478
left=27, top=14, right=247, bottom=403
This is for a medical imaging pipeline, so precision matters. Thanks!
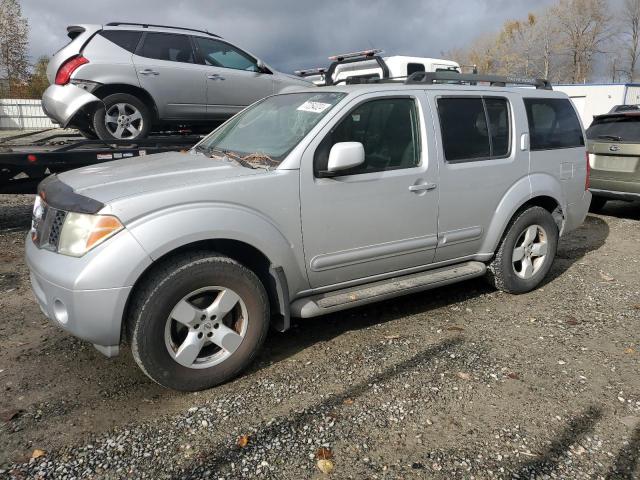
left=297, top=101, right=333, bottom=113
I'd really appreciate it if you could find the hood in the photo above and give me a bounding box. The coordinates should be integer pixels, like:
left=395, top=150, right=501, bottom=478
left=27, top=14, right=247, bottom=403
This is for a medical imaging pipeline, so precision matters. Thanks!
left=58, top=151, right=266, bottom=204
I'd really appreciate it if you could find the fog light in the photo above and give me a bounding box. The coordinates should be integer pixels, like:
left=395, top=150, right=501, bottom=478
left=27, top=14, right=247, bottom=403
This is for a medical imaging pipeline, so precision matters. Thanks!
left=53, top=299, right=68, bottom=325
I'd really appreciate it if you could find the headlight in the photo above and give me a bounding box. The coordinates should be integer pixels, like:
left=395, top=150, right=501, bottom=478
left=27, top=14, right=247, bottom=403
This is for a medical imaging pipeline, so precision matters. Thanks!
left=58, top=213, right=123, bottom=257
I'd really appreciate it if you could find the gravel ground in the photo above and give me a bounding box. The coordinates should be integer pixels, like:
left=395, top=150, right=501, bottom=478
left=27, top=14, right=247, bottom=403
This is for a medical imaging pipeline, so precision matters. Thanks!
left=0, top=194, right=639, bottom=479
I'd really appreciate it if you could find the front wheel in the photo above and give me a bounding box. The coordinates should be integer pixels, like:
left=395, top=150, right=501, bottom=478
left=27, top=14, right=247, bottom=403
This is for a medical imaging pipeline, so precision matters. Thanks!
left=486, top=206, right=559, bottom=294
left=128, top=252, right=270, bottom=391
left=92, top=93, right=151, bottom=141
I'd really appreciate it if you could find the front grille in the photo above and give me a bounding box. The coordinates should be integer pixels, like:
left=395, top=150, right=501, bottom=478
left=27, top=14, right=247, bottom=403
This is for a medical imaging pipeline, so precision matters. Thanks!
left=47, top=210, right=67, bottom=249
left=33, top=204, right=66, bottom=251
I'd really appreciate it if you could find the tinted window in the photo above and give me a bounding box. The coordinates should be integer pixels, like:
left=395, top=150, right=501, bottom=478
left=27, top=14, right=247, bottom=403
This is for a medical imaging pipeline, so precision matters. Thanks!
left=99, top=30, right=142, bottom=53
left=586, top=115, right=640, bottom=142
left=438, top=97, right=490, bottom=161
left=314, top=98, right=420, bottom=176
left=194, top=37, right=258, bottom=71
left=524, top=98, right=584, bottom=150
left=485, top=98, right=511, bottom=157
left=438, top=97, right=511, bottom=162
left=138, top=33, right=194, bottom=63
left=407, top=63, right=425, bottom=76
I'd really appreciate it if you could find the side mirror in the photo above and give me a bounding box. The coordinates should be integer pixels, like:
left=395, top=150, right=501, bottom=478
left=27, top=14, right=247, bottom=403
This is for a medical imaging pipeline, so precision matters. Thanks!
left=319, top=142, right=365, bottom=177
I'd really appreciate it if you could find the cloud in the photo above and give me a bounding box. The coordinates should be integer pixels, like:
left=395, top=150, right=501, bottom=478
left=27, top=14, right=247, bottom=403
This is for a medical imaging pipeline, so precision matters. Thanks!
left=21, top=0, right=558, bottom=73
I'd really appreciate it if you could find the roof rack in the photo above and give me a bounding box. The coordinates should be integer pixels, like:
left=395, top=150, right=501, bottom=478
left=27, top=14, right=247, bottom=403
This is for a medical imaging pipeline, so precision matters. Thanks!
left=294, top=67, right=326, bottom=78
left=406, top=71, right=552, bottom=90
left=105, top=22, right=221, bottom=38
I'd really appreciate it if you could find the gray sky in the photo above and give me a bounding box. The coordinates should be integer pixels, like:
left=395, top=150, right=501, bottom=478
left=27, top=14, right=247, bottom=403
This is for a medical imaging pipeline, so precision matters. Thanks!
left=22, top=0, right=558, bottom=73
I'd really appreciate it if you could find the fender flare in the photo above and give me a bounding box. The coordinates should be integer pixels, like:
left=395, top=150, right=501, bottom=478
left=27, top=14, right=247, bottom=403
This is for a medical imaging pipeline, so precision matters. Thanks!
left=479, top=174, right=565, bottom=254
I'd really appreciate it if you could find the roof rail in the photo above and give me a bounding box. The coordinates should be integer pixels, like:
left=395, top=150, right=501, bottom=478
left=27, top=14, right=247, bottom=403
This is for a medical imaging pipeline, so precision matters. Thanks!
left=105, top=22, right=221, bottom=38
left=406, top=71, right=552, bottom=90
left=328, top=49, right=383, bottom=62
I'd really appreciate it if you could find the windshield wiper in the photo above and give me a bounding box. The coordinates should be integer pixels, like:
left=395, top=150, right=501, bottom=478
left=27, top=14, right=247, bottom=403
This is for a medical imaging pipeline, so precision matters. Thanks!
left=597, top=134, right=622, bottom=141
left=193, top=143, right=211, bottom=155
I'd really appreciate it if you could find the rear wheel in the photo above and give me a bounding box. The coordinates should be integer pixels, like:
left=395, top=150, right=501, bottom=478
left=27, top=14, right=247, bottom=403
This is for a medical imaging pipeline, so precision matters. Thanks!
left=589, top=196, right=608, bottom=212
left=93, top=93, right=151, bottom=141
left=486, top=206, right=559, bottom=294
left=128, top=252, right=270, bottom=391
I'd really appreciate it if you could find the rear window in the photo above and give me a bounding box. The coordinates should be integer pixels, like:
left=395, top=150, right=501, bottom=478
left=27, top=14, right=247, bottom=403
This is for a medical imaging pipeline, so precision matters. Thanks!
left=99, top=30, right=142, bottom=53
left=524, top=98, right=584, bottom=150
left=138, top=33, right=195, bottom=63
left=586, top=116, right=640, bottom=142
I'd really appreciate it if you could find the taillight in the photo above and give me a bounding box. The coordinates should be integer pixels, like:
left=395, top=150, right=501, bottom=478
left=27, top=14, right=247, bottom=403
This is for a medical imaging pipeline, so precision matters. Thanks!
left=55, top=56, right=89, bottom=86
left=585, top=152, right=591, bottom=190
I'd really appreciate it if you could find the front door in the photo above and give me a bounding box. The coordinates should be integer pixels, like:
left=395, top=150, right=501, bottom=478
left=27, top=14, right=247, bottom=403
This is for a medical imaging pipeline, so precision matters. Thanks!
left=300, top=93, right=439, bottom=288
left=133, top=32, right=207, bottom=120
left=191, top=37, right=274, bottom=118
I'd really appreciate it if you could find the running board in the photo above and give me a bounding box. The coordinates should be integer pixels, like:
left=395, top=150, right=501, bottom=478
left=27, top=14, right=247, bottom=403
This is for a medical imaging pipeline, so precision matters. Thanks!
left=291, top=261, right=486, bottom=318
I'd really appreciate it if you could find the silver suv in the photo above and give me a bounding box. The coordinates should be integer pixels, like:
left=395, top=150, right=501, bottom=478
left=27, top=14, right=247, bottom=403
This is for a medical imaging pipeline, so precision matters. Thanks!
left=27, top=74, right=591, bottom=391
left=42, top=22, right=312, bottom=140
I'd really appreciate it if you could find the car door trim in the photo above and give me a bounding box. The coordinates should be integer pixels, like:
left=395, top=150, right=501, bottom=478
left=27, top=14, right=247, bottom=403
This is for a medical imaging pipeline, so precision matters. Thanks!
left=310, top=234, right=438, bottom=272
left=437, top=226, right=483, bottom=247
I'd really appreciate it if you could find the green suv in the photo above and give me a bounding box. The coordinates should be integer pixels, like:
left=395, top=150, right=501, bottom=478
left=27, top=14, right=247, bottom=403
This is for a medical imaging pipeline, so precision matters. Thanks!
left=586, top=105, right=640, bottom=209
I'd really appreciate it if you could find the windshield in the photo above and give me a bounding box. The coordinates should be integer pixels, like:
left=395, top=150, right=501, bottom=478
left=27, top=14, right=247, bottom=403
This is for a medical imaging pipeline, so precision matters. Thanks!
left=586, top=115, right=640, bottom=142
left=195, top=92, right=346, bottom=167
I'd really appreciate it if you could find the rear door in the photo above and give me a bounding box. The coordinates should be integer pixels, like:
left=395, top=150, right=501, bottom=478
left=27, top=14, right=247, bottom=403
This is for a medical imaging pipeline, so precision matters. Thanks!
left=132, top=32, right=208, bottom=119
left=524, top=97, right=586, bottom=204
left=191, top=37, right=274, bottom=118
left=431, top=92, right=527, bottom=262
left=586, top=114, right=640, bottom=195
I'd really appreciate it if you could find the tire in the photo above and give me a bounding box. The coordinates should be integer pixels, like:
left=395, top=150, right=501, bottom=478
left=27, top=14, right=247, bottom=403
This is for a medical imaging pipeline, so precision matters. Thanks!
left=92, top=93, right=151, bottom=141
left=589, top=196, right=607, bottom=212
left=486, top=206, right=559, bottom=294
left=128, top=252, right=270, bottom=391
left=77, top=127, right=98, bottom=140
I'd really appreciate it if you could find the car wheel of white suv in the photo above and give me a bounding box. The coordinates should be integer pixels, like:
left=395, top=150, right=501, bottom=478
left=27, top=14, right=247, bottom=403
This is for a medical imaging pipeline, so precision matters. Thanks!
left=93, top=93, right=152, bottom=141
left=128, top=251, right=270, bottom=391
left=486, top=206, right=559, bottom=294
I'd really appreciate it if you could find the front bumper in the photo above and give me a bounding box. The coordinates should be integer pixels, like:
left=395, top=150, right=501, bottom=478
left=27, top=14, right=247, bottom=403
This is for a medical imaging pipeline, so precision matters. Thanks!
left=25, top=228, right=153, bottom=355
left=41, top=84, right=101, bottom=127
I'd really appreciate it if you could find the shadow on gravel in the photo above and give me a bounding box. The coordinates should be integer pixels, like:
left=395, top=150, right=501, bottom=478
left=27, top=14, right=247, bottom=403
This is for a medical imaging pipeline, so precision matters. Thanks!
left=543, top=214, right=609, bottom=285
left=171, top=337, right=464, bottom=478
left=606, top=424, right=640, bottom=480
left=509, top=405, right=603, bottom=477
left=594, top=200, right=640, bottom=221
left=262, top=277, right=489, bottom=366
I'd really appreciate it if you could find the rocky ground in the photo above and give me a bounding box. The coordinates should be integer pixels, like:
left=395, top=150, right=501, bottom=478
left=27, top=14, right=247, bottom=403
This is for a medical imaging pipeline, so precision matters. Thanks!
left=0, top=194, right=639, bottom=479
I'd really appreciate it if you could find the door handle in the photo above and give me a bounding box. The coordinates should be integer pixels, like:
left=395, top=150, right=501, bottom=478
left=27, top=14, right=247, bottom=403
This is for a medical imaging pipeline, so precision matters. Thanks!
left=409, top=183, right=437, bottom=193
left=208, top=74, right=226, bottom=81
left=139, top=69, right=159, bottom=76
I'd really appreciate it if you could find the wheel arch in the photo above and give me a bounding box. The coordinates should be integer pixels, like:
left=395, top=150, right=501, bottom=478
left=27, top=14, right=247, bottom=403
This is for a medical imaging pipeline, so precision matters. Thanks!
left=92, top=83, right=159, bottom=121
left=123, top=238, right=293, bottom=344
left=480, top=174, right=565, bottom=256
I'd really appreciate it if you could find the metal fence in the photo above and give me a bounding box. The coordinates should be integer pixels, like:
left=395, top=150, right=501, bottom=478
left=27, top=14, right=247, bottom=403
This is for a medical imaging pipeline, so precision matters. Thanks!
left=0, top=98, right=57, bottom=130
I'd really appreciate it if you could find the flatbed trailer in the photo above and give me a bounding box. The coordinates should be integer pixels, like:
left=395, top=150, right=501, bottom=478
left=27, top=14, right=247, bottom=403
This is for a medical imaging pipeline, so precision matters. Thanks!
left=0, top=129, right=202, bottom=194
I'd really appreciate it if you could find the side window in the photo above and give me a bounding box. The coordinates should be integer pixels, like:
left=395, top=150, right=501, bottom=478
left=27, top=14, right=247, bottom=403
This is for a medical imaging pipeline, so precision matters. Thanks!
left=138, top=33, right=195, bottom=63
left=314, top=97, right=421, bottom=176
left=98, top=30, right=142, bottom=53
left=407, top=63, right=425, bottom=76
left=485, top=98, right=511, bottom=157
left=524, top=98, right=584, bottom=150
left=437, top=96, right=511, bottom=162
left=194, top=37, right=259, bottom=71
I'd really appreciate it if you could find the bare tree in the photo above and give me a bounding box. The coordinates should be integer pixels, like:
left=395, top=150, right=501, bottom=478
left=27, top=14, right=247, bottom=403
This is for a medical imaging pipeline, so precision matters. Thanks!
left=621, top=0, right=640, bottom=81
left=554, top=0, right=611, bottom=83
left=0, top=0, right=29, bottom=89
